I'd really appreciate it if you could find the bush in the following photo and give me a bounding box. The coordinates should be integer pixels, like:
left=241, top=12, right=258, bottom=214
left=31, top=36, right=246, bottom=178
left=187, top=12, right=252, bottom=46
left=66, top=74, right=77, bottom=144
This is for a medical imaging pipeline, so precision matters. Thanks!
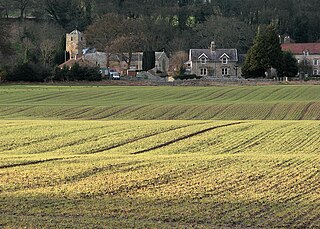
left=53, top=66, right=69, bottom=81
left=53, top=63, right=102, bottom=81
left=0, top=67, right=8, bottom=81
left=7, top=63, right=50, bottom=82
left=174, top=74, right=202, bottom=80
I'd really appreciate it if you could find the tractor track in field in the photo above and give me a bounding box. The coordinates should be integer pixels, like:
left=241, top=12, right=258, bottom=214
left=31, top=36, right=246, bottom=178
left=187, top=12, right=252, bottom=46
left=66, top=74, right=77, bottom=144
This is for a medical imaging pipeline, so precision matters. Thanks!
left=98, top=105, right=135, bottom=119
left=1, top=106, right=36, bottom=116
left=264, top=103, right=278, bottom=119
left=85, top=121, right=214, bottom=154
left=0, top=157, right=77, bottom=169
left=5, top=91, right=76, bottom=104
left=131, top=122, right=243, bottom=155
left=0, top=124, right=118, bottom=153
left=298, top=102, right=315, bottom=120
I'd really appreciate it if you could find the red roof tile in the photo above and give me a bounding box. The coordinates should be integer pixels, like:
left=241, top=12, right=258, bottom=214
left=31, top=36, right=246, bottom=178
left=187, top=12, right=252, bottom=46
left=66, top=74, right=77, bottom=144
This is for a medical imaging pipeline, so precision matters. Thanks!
left=281, top=43, right=320, bottom=54
left=58, top=57, right=94, bottom=69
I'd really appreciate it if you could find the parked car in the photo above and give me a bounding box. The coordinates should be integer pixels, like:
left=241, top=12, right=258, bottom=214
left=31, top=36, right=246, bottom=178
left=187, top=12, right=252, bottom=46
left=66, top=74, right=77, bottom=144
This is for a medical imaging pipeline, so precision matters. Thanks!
left=110, top=71, right=120, bottom=80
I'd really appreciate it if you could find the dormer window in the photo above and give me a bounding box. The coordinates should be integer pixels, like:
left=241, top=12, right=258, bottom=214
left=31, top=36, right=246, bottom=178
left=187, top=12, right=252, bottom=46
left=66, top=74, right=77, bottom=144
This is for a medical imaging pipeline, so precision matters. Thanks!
left=198, top=53, right=208, bottom=64
left=303, top=50, right=309, bottom=56
left=219, top=53, right=230, bottom=64
left=222, top=57, right=228, bottom=64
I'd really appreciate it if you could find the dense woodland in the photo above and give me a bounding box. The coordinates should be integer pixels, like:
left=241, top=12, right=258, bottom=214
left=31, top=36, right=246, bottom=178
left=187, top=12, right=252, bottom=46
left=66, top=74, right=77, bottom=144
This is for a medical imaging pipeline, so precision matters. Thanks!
left=0, top=0, right=319, bottom=81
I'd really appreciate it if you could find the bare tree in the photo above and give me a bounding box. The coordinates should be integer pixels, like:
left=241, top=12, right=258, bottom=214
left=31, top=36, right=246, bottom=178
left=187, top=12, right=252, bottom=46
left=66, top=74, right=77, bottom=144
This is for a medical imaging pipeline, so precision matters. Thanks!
left=85, top=13, right=125, bottom=68
left=0, top=20, right=11, bottom=65
left=110, top=34, right=144, bottom=71
left=169, top=51, right=188, bottom=76
left=0, top=0, right=12, bottom=18
left=13, top=0, right=31, bottom=19
left=40, top=39, right=56, bottom=67
left=45, top=0, right=92, bottom=30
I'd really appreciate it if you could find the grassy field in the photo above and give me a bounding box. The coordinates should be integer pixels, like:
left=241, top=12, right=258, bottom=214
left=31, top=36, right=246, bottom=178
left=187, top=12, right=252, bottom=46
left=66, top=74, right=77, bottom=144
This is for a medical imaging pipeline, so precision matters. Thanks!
left=0, top=85, right=319, bottom=228
left=0, top=84, right=319, bottom=120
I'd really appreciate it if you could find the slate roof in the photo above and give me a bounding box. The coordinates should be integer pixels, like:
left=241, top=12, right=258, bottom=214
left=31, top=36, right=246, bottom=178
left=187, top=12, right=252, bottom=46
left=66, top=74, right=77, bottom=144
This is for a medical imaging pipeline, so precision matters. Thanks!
left=281, top=43, right=320, bottom=54
left=109, top=53, right=143, bottom=62
left=190, top=48, right=238, bottom=62
left=69, top=29, right=82, bottom=35
left=111, top=52, right=167, bottom=62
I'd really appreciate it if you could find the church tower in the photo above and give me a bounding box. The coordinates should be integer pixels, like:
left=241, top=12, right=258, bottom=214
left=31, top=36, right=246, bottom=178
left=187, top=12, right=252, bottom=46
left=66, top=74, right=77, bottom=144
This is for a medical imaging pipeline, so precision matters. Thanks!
left=66, top=30, right=86, bottom=60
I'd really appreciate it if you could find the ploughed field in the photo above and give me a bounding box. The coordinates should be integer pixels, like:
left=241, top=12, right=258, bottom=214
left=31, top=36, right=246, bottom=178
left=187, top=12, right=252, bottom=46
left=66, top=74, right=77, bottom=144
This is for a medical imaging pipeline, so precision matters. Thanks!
left=0, top=85, right=319, bottom=120
left=0, top=85, right=319, bottom=228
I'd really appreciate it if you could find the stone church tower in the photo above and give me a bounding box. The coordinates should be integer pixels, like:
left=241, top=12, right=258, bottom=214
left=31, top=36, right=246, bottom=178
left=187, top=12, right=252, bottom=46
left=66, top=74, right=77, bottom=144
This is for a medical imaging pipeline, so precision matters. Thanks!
left=66, top=30, right=86, bottom=60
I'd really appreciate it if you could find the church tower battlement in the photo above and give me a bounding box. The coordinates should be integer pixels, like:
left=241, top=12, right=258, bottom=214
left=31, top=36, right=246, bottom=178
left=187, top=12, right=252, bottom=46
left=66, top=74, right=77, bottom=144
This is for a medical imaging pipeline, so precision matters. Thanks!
left=66, top=30, right=86, bottom=60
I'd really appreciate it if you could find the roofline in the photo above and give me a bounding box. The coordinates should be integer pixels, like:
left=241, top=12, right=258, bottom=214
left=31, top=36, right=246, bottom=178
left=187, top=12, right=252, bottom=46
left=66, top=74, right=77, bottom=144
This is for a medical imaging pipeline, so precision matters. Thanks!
left=198, top=53, right=209, bottom=59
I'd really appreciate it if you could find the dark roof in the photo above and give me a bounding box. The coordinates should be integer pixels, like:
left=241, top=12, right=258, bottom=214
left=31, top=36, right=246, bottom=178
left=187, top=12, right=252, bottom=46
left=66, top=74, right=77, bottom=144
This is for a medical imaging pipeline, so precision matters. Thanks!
left=190, top=48, right=238, bottom=62
left=281, top=43, right=320, bottom=54
left=58, top=57, right=95, bottom=69
left=109, top=53, right=143, bottom=62
left=110, top=52, right=167, bottom=62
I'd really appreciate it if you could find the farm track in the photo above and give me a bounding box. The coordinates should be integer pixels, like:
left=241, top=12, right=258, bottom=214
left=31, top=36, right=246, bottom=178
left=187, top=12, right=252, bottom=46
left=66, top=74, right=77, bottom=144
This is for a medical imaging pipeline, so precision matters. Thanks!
left=263, top=103, right=278, bottom=119
left=0, top=157, right=67, bottom=169
left=25, top=124, right=154, bottom=155
left=298, top=101, right=315, bottom=120
left=131, top=122, right=243, bottom=154
left=85, top=121, right=213, bottom=154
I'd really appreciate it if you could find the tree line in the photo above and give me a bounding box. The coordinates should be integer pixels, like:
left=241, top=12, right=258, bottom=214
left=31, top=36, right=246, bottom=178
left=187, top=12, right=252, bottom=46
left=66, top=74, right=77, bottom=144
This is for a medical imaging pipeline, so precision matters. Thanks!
left=0, top=0, right=319, bottom=81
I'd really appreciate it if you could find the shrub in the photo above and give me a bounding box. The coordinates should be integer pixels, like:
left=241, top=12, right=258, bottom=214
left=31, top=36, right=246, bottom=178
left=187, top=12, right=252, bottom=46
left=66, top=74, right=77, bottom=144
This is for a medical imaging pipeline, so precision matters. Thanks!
left=0, top=67, right=8, bottom=81
left=53, top=63, right=102, bottom=82
left=7, top=63, right=50, bottom=82
left=174, top=74, right=202, bottom=80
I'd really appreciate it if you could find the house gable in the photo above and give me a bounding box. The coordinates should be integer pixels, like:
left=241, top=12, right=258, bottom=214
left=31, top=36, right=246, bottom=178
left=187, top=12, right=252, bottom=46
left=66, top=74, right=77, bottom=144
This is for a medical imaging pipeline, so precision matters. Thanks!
left=219, top=53, right=231, bottom=64
left=219, top=53, right=230, bottom=60
left=198, top=53, right=209, bottom=59
left=198, top=53, right=209, bottom=64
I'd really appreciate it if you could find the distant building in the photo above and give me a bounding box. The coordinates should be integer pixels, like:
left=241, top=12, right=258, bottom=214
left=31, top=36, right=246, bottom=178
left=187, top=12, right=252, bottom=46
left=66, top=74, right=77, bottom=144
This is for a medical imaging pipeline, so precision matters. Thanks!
left=281, top=39, right=320, bottom=76
left=113, top=51, right=169, bottom=76
left=66, top=30, right=86, bottom=60
left=61, top=30, right=169, bottom=77
left=185, top=41, right=241, bottom=78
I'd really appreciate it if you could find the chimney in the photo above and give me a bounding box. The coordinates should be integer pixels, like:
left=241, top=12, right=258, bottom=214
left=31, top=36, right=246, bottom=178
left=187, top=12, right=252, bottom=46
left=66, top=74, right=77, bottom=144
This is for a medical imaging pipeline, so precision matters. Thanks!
left=284, top=36, right=291, bottom=44
left=210, top=41, right=216, bottom=51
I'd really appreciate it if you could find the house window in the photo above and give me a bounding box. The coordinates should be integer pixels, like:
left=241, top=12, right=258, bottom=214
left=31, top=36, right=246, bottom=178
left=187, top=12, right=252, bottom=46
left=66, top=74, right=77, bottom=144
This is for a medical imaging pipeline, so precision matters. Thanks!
left=222, top=68, right=228, bottom=75
left=313, top=69, right=318, bottom=75
left=297, top=58, right=300, bottom=64
left=201, top=57, right=206, bottom=64
left=222, top=57, right=228, bottom=64
left=303, top=51, right=309, bottom=56
left=71, top=37, right=73, bottom=41
left=200, top=68, right=207, bottom=76
left=313, top=59, right=319, bottom=66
